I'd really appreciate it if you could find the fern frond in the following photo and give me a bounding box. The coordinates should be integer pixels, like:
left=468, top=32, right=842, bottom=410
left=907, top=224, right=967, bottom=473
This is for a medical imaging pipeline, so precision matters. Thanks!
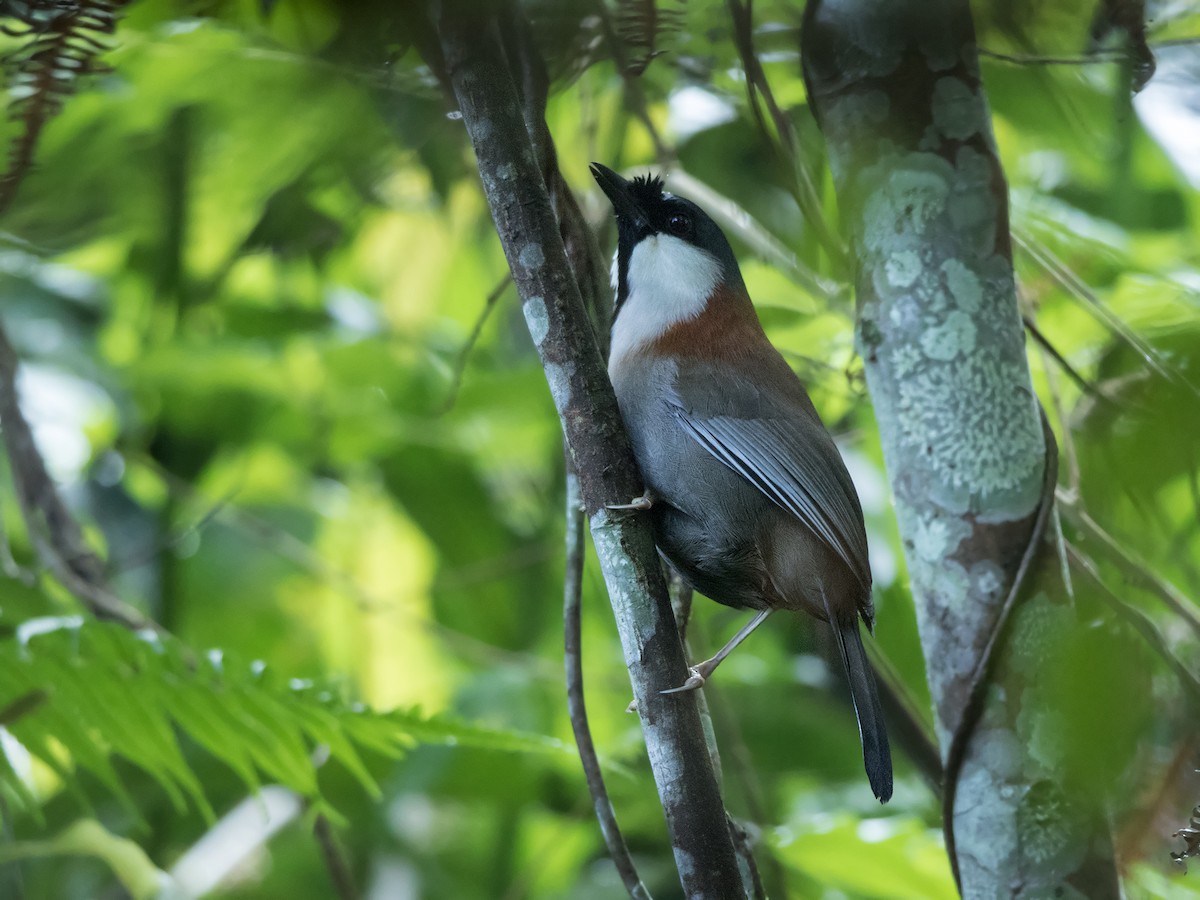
left=614, top=0, right=686, bottom=76
left=0, top=619, right=574, bottom=820
left=0, top=0, right=129, bottom=213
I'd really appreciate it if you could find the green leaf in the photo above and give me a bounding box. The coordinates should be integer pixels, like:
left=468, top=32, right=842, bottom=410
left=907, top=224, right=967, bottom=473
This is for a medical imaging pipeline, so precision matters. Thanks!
left=0, top=619, right=578, bottom=819
left=774, top=815, right=957, bottom=900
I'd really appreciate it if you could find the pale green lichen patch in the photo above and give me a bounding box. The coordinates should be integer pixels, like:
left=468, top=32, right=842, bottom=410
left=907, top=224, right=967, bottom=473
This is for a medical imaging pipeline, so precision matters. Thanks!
left=890, top=343, right=922, bottom=378
left=519, top=242, right=545, bottom=270
left=894, top=345, right=1043, bottom=515
left=862, top=154, right=954, bottom=253
left=941, top=258, right=982, bottom=311
left=973, top=727, right=1024, bottom=780
left=884, top=250, right=922, bottom=288
left=920, top=309, right=976, bottom=360
left=931, top=76, right=980, bottom=140
left=816, top=0, right=904, bottom=78
left=825, top=89, right=891, bottom=134
left=821, top=90, right=893, bottom=182
left=588, top=511, right=656, bottom=650
left=953, top=741, right=1020, bottom=881
left=968, top=560, right=1006, bottom=603
left=862, top=158, right=1043, bottom=516
left=911, top=508, right=973, bottom=562
left=522, top=295, right=549, bottom=346
left=946, top=148, right=999, bottom=253
left=543, top=360, right=573, bottom=412
left=919, top=27, right=963, bottom=73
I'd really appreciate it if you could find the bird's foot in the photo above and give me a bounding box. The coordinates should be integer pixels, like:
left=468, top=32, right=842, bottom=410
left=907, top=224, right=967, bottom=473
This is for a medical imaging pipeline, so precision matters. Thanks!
left=605, top=492, right=654, bottom=512
left=660, top=667, right=706, bottom=695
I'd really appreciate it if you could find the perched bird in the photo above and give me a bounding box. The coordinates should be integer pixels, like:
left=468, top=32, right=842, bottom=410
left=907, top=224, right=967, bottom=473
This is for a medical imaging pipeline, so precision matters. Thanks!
left=591, top=163, right=892, bottom=802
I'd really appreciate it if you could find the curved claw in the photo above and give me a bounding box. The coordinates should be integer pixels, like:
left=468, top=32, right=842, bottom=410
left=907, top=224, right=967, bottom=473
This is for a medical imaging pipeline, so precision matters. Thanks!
left=660, top=667, right=706, bottom=695
left=605, top=493, right=654, bottom=512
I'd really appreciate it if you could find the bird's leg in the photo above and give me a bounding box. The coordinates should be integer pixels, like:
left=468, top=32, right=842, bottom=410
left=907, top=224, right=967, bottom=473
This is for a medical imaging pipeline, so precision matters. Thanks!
left=661, top=608, right=774, bottom=695
left=606, top=490, right=655, bottom=512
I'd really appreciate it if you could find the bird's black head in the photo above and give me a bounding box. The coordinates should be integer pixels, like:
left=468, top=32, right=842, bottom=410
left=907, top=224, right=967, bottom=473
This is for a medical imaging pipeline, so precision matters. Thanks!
left=590, top=163, right=741, bottom=313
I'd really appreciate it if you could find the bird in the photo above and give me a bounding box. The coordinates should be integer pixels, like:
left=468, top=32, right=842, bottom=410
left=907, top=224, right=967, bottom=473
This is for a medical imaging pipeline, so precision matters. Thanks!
left=590, top=162, right=892, bottom=802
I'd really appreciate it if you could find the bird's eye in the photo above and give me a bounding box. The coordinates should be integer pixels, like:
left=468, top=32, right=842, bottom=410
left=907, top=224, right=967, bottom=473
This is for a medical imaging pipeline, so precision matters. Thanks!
left=667, top=213, right=691, bottom=236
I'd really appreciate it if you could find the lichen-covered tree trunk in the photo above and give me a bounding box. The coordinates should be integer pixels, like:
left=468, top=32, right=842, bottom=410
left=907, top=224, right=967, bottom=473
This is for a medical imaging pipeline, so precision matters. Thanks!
left=802, top=1, right=1119, bottom=895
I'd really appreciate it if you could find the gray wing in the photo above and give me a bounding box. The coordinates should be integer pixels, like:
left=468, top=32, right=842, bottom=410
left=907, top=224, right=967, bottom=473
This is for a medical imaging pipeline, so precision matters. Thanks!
left=666, top=368, right=871, bottom=593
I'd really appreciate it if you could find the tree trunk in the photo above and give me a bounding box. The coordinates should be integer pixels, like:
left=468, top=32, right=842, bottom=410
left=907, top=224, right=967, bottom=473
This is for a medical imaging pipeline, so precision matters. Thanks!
left=802, top=1, right=1120, bottom=895
left=432, top=4, right=749, bottom=897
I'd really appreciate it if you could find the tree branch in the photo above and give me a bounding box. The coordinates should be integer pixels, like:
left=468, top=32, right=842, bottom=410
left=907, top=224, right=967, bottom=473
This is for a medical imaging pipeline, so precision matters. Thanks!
left=563, top=470, right=651, bottom=899
left=0, top=321, right=152, bottom=632
left=725, top=0, right=849, bottom=272
left=431, top=5, right=747, bottom=895
left=1066, top=543, right=1200, bottom=710
left=313, top=812, right=357, bottom=900
left=1057, top=491, right=1200, bottom=640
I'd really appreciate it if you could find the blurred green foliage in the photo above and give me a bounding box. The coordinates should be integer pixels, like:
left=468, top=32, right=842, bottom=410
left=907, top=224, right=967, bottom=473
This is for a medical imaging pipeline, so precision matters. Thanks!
left=0, top=0, right=1196, bottom=897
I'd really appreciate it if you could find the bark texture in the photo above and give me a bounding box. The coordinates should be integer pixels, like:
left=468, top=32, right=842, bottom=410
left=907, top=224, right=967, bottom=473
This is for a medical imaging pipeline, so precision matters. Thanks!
left=802, top=1, right=1119, bottom=895
left=434, top=5, right=747, bottom=897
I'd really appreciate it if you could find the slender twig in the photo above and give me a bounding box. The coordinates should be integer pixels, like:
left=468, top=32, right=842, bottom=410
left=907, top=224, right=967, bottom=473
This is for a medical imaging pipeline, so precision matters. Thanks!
left=1057, top=490, right=1200, bottom=640
left=1026, top=312, right=1083, bottom=494
left=704, top=676, right=790, bottom=899
left=669, top=580, right=763, bottom=900
left=108, top=485, right=237, bottom=577
left=0, top=791, right=25, bottom=900
left=563, top=470, right=651, bottom=900
left=1027, top=312, right=1081, bottom=598
left=1023, top=315, right=1103, bottom=406
left=1067, top=543, right=1200, bottom=710
left=1014, top=231, right=1200, bottom=401
left=726, top=814, right=767, bottom=900
left=126, top=455, right=563, bottom=680
left=0, top=691, right=48, bottom=727
left=0, top=499, right=34, bottom=584
left=0, top=322, right=153, bottom=632
left=979, top=37, right=1199, bottom=66
left=725, top=0, right=849, bottom=271
left=667, top=568, right=693, bottom=643
left=501, top=9, right=613, bottom=338
left=313, top=813, right=357, bottom=900
left=437, top=274, right=512, bottom=414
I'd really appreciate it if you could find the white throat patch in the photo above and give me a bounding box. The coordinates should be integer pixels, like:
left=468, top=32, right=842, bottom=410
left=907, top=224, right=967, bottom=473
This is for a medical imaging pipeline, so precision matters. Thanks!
left=610, top=234, right=722, bottom=363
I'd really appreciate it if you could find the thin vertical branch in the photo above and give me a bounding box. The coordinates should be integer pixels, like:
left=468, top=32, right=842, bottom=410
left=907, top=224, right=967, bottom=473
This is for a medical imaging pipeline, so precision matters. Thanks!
left=725, top=0, right=848, bottom=271
left=0, top=321, right=152, bottom=631
left=564, top=469, right=651, bottom=900
left=313, top=813, right=357, bottom=900
left=0, top=792, right=26, bottom=900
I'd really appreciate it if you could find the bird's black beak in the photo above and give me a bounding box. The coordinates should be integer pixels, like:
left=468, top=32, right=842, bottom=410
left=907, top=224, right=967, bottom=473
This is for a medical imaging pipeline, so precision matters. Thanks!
left=590, top=162, right=651, bottom=232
